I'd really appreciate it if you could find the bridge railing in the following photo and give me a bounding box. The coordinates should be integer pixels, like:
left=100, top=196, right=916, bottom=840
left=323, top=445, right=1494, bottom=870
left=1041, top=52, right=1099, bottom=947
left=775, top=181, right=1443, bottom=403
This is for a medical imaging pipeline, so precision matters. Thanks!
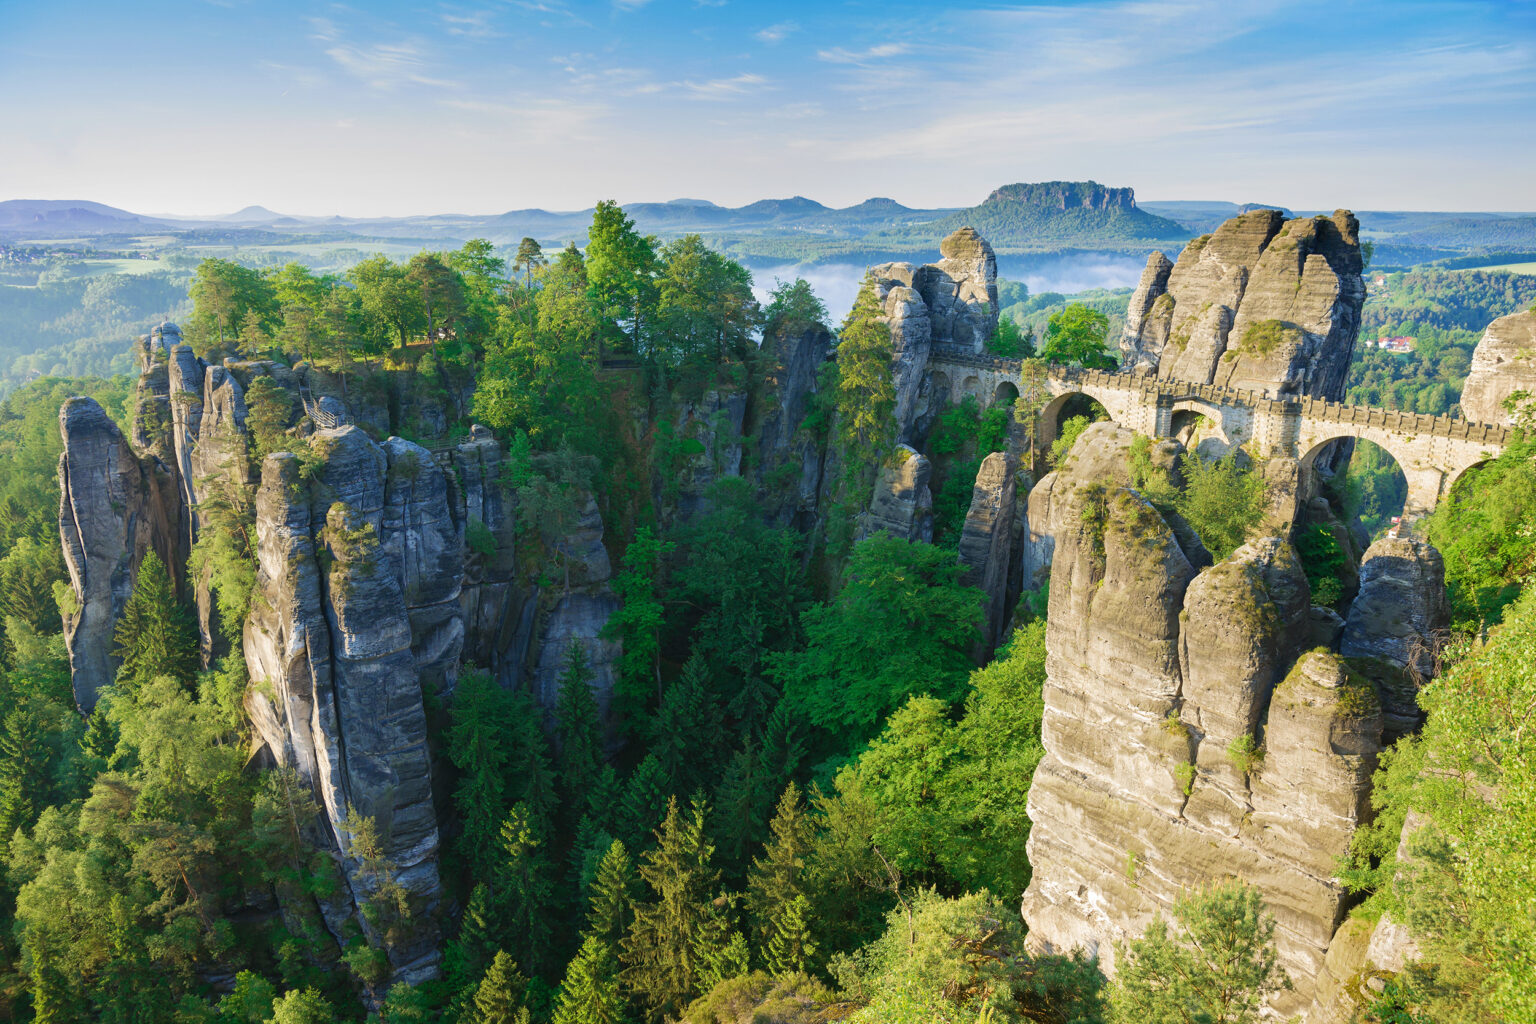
left=923, top=352, right=1515, bottom=445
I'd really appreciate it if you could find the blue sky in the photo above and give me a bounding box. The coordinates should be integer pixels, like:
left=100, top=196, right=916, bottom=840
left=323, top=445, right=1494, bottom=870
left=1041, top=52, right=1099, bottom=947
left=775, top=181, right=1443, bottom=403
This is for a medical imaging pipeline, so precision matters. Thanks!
left=2, top=0, right=1533, bottom=216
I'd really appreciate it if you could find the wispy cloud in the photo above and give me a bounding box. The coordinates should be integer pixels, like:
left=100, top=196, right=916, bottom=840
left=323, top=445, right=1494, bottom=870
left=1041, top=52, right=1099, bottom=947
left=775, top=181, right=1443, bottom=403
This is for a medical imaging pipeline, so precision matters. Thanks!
left=817, top=42, right=909, bottom=64
left=680, top=72, right=768, bottom=100
left=441, top=7, right=498, bottom=38
left=612, top=0, right=653, bottom=9
left=756, top=21, right=798, bottom=44
left=326, top=41, right=459, bottom=89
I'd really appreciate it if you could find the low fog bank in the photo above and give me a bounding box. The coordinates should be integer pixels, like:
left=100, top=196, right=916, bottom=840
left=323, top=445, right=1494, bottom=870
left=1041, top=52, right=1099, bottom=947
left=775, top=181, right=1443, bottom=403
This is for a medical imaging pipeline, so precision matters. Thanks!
left=749, top=251, right=1153, bottom=325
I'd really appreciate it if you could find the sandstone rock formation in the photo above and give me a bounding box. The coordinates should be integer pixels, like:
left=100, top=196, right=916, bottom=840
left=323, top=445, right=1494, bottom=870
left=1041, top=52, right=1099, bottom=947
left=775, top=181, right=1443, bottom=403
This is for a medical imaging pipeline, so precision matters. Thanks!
left=957, top=452, right=1018, bottom=651
left=1340, top=537, right=1449, bottom=737
left=753, top=323, right=835, bottom=527
left=869, top=227, right=999, bottom=441
left=858, top=446, right=933, bottom=542
left=1120, top=210, right=1365, bottom=400
left=57, top=397, right=181, bottom=710
left=244, top=428, right=449, bottom=981
left=1021, top=423, right=1387, bottom=1015
left=1459, top=308, right=1536, bottom=425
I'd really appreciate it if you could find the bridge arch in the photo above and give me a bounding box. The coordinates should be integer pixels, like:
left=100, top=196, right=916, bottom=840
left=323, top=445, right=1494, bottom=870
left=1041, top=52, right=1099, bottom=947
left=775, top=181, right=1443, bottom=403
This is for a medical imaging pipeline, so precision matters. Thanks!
left=1167, top=397, right=1235, bottom=454
left=1040, top=391, right=1112, bottom=458
left=1298, top=433, right=1430, bottom=521
left=993, top=380, right=1020, bottom=409
left=960, top=374, right=983, bottom=404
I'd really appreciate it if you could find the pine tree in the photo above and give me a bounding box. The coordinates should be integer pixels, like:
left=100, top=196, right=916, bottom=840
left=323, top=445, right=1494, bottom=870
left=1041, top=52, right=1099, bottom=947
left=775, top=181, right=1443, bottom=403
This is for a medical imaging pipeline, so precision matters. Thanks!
left=555, top=640, right=604, bottom=813
left=621, top=795, right=721, bottom=1019
left=587, top=839, right=638, bottom=946
left=470, top=951, right=530, bottom=1024
left=496, top=804, right=554, bottom=977
left=762, top=895, right=815, bottom=977
left=111, top=551, right=198, bottom=694
left=746, top=783, right=813, bottom=949
left=552, top=935, right=625, bottom=1024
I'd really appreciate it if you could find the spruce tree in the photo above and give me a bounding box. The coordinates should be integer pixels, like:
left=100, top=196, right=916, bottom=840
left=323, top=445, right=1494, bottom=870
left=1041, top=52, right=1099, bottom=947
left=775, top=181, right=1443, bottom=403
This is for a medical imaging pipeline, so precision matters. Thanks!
left=619, top=753, right=671, bottom=852
left=111, top=551, right=198, bottom=694
left=0, top=703, right=51, bottom=857
left=762, top=895, right=815, bottom=977
left=496, top=804, right=554, bottom=977
left=552, top=935, right=625, bottom=1024
left=445, top=883, right=501, bottom=997
left=587, top=839, right=638, bottom=946
left=621, top=795, right=720, bottom=1019
left=648, top=655, right=723, bottom=798
left=470, top=951, right=530, bottom=1024
left=555, top=640, right=604, bottom=813
left=746, top=783, right=813, bottom=952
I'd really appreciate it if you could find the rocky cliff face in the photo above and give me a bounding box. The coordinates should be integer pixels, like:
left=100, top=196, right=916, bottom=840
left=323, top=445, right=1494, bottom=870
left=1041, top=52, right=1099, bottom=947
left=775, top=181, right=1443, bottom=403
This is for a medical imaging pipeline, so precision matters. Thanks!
left=1459, top=308, right=1536, bottom=425
left=958, top=451, right=1019, bottom=652
left=869, top=227, right=1000, bottom=441
left=1021, top=422, right=1391, bottom=1016
left=1120, top=210, right=1365, bottom=400
left=858, top=446, right=934, bottom=543
left=753, top=324, right=835, bottom=528
left=57, top=397, right=182, bottom=710
left=59, top=325, right=629, bottom=981
left=243, top=429, right=447, bottom=981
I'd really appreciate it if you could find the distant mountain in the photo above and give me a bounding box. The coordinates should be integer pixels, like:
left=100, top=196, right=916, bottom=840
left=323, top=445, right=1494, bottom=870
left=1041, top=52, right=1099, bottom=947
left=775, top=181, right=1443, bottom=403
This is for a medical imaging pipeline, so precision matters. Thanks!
left=924, top=181, right=1188, bottom=248
left=0, top=199, right=171, bottom=235
left=219, top=205, right=285, bottom=223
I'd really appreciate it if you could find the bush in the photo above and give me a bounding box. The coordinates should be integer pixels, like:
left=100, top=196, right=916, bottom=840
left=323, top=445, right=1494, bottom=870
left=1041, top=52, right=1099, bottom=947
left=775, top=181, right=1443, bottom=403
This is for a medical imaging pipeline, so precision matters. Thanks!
left=1226, top=734, right=1263, bottom=775
left=1049, top=415, right=1091, bottom=466
left=1175, top=451, right=1265, bottom=561
left=1295, top=526, right=1348, bottom=607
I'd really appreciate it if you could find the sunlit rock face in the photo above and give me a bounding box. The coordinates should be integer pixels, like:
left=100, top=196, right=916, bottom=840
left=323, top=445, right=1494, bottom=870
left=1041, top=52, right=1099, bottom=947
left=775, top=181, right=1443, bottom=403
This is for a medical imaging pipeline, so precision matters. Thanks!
left=1020, top=422, right=1392, bottom=1017
left=869, top=226, right=1000, bottom=442
left=1459, top=309, right=1536, bottom=425
left=1121, top=209, right=1365, bottom=401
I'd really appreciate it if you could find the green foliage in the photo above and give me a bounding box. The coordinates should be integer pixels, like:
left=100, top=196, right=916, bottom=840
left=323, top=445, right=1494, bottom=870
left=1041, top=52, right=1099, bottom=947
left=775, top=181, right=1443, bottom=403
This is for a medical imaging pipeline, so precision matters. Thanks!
left=448, top=671, right=556, bottom=881
left=1225, top=734, right=1264, bottom=775
left=762, top=278, right=829, bottom=340
left=552, top=936, right=624, bottom=1024
left=1110, top=882, right=1289, bottom=1024
left=768, top=535, right=982, bottom=738
left=1175, top=451, right=1265, bottom=561
left=683, top=971, right=839, bottom=1024
left=621, top=795, right=722, bottom=1020
left=986, top=315, right=1035, bottom=358
left=112, top=551, right=199, bottom=695
left=469, top=950, right=531, bottom=1024
left=1344, top=589, right=1536, bottom=1023
left=1235, top=319, right=1298, bottom=357
left=1049, top=414, right=1091, bottom=467
left=840, top=889, right=1106, bottom=1024
left=835, top=277, right=896, bottom=464
left=606, top=526, right=674, bottom=726
left=1426, top=430, right=1536, bottom=628
left=1337, top=439, right=1408, bottom=538
left=1295, top=526, right=1348, bottom=607
left=1040, top=303, right=1116, bottom=369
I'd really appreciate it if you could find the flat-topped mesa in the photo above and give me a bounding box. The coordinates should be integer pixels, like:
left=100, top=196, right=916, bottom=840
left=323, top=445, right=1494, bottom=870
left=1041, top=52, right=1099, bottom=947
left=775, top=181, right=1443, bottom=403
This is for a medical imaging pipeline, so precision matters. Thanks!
left=1121, top=209, right=1365, bottom=401
left=985, top=180, right=1137, bottom=210
left=1459, top=308, right=1536, bottom=426
left=868, top=226, right=1000, bottom=442
left=1021, top=421, right=1395, bottom=1017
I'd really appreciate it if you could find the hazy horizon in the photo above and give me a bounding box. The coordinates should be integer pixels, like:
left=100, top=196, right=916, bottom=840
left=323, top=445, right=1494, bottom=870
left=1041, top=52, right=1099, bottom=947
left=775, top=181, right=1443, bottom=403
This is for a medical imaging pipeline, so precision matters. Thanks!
left=4, top=0, right=1534, bottom=219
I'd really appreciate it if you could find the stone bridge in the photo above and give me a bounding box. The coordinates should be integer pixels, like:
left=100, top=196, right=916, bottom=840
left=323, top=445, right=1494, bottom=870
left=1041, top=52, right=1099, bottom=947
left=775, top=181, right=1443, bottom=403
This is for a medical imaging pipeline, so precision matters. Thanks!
left=925, top=348, right=1513, bottom=517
